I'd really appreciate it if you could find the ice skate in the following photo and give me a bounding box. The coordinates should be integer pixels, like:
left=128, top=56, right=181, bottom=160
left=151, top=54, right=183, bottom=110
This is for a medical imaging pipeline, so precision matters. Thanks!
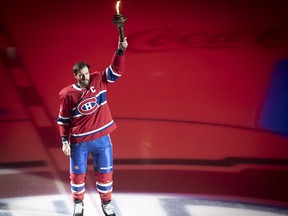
left=101, top=201, right=116, bottom=216
left=73, top=200, right=84, bottom=216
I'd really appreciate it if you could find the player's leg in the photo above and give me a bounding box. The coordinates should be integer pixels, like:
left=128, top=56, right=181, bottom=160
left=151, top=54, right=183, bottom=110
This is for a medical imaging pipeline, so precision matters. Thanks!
left=94, top=172, right=113, bottom=203
left=70, top=142, right=89, bottom=216
left=91, top=135, right=116, bottom=216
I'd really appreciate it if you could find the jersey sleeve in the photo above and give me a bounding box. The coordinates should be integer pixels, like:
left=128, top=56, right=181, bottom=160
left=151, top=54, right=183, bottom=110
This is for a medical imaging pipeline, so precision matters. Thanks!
left=57, top=90, right=72, bottom=141
left=105, top=51, right=125, bottom=83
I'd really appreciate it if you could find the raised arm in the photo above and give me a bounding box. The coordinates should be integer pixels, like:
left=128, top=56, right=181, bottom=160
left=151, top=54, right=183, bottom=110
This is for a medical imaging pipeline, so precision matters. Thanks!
left=106, top=37, right=128, bottom=83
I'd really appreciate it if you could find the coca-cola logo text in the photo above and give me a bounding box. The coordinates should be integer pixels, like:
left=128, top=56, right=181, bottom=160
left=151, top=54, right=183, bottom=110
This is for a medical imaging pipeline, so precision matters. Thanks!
left=128, top=25, right=288, bottom=52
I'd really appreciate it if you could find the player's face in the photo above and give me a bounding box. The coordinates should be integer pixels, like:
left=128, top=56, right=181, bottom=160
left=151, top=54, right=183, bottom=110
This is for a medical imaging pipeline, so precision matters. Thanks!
left=75, top=66, right=90, bottom=89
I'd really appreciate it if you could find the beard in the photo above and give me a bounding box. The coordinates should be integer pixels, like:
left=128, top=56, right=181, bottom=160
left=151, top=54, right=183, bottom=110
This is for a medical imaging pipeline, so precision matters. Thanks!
left=79, top=79, right=90, bottom=89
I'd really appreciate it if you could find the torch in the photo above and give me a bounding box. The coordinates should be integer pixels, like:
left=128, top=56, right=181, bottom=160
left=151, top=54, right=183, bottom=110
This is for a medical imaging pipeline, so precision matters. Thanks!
left=112, top=1, right=127, bottom=42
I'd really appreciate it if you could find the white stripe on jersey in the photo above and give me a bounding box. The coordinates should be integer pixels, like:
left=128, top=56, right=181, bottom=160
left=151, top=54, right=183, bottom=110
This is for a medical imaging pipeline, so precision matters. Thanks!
left=71, top=120, right=114, bottom=137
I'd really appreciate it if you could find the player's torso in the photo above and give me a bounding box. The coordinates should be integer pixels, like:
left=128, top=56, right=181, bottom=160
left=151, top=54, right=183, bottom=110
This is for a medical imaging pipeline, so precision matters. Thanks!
left=70, top=73, right=108, bottom=118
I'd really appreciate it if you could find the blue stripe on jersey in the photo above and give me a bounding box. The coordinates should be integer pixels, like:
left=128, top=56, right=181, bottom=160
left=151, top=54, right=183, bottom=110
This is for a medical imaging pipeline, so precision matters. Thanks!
left=71, top=90, right=107, bottom=117
left=106, top=66, right=121, bottom=83
left=71, top=120, right=114, bottom=138
left=97, top=90, right=107, bottom=105
left=57, top=116, right=70, bottom=125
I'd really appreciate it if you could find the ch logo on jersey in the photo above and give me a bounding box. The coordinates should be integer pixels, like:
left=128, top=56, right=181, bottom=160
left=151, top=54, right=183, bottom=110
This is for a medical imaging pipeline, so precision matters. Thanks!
left=77, top=97, right=99, bottom=115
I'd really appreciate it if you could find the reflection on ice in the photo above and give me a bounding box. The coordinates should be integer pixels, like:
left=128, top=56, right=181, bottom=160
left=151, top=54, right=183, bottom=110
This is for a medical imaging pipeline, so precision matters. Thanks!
left=1, top=193, right=287, bottom=216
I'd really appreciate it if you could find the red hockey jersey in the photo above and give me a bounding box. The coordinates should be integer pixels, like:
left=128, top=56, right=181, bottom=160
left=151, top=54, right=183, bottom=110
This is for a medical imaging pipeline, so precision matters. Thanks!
left=57, top=52, right=125, bottom=143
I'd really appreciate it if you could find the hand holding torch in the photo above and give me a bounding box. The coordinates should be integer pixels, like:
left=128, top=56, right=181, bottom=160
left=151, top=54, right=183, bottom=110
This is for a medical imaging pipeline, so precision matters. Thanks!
left=112, top=1, right=128, bottom=42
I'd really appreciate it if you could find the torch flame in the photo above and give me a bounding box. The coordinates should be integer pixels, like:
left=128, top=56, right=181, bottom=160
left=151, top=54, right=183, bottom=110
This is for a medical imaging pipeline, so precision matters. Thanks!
left=116, top=1, right=121, bottom=15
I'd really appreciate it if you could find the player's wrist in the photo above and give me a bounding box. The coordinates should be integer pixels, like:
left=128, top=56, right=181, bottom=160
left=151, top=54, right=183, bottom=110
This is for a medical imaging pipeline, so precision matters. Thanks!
left=61, top=136, right=69, bottom=145
left=62, top=141, right=69, bottom=145
left=116, top=49, right=125, bottom=55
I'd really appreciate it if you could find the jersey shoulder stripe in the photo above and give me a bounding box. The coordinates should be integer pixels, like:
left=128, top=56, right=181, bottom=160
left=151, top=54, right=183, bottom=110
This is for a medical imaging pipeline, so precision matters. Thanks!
left=106, top=66, right=121, bottom=83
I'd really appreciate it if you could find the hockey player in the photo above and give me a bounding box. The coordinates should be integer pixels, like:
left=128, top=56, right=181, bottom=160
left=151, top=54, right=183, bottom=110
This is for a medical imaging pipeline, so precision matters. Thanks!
left=57, top=37, right=128, bottom=216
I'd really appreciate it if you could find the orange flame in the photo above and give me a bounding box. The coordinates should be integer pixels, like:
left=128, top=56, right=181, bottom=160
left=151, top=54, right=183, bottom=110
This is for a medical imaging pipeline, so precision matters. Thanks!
left=116, top=1, right=121, bottom=15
